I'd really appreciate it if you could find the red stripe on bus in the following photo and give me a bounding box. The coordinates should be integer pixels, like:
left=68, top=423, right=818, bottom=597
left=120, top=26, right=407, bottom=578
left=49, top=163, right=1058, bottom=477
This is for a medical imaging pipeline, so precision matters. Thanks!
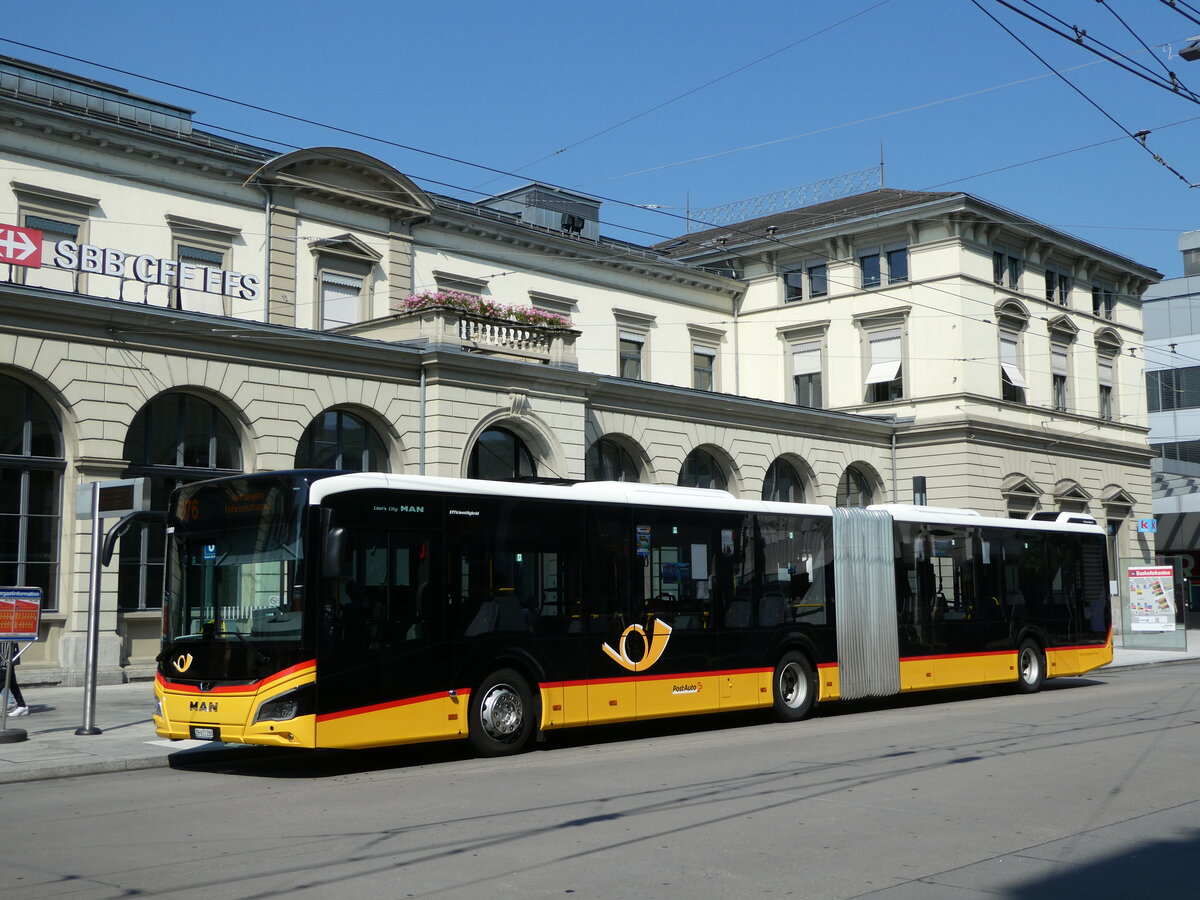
left=316, top=690, right=455, bottom=722
left=156, top=659, right=316, bottom=694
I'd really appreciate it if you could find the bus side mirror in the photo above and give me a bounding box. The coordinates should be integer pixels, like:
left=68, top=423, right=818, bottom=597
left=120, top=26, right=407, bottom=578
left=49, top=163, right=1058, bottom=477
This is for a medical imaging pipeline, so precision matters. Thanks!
left=323, top=526, right=346, bottom=578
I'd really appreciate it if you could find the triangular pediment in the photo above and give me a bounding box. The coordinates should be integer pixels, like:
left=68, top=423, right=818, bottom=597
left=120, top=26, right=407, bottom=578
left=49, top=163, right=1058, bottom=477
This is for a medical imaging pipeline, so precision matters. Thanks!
left=1053, top=479, right=1092, bottom=502
left=1047, top=314, right=1079, bottom=336
left=310, top=233, right=381, bottom=263
left=1101, top=484, right=1136, bottom=506
left=1001, top=473, right=1041, bottom=498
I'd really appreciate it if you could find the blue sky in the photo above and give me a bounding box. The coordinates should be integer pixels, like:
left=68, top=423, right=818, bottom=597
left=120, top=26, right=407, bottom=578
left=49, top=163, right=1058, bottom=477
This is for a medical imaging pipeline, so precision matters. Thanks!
left=5, top=0, right=1200, bottom=275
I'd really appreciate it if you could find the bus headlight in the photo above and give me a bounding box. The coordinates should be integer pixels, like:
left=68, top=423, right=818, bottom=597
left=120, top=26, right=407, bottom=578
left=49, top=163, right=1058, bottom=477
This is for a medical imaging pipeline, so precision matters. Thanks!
left=253, top=685, right=314, bottom=723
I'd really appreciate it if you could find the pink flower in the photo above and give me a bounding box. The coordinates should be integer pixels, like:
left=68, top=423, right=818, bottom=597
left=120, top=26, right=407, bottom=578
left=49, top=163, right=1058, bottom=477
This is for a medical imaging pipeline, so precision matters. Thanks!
left=401, top=290, right=572, bottom=328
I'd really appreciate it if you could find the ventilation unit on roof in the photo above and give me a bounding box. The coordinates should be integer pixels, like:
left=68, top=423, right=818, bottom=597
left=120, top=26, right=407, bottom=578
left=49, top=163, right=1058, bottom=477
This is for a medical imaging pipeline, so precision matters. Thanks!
left=480, top=184, right=601, bottom=241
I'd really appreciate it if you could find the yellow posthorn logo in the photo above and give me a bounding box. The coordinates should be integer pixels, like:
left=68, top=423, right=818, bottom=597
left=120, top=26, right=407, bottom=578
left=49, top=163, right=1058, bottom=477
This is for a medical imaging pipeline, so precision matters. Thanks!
left=173, top=653, right=194, bottom=673
left=602, top=618, right=673, bottom=672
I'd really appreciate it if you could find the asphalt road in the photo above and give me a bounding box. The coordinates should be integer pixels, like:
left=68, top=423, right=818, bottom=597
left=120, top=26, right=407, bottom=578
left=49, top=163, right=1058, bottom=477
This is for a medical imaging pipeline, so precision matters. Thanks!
left=2, top=664, right=1198, bottom=899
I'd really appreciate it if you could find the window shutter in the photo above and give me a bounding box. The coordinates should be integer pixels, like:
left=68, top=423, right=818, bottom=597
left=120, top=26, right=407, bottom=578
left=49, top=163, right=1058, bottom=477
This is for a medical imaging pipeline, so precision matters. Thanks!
left=1052, top=343, right=1069, bottom=376
left=792, top=341, right=821, bottom=376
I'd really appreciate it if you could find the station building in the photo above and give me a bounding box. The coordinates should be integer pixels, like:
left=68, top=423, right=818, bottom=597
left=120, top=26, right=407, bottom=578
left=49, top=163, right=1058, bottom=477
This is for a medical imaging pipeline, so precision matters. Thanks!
left=0, top=56, right=1159, bottom=683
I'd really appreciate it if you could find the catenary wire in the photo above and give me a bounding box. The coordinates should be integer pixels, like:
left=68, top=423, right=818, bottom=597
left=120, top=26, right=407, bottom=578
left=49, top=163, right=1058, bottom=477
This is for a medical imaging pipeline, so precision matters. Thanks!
left=974, top=0, right=1197, bottom=186
left=477, top=0, right=893, bottom=189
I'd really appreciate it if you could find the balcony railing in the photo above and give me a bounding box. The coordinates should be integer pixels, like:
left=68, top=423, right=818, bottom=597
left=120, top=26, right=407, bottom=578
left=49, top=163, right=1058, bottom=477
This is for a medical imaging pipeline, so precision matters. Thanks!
left=342, top=302, right=579, bottom=368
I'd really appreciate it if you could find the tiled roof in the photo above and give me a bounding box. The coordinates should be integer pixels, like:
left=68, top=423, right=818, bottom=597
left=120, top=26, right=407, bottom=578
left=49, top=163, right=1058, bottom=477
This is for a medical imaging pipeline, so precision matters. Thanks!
left=655, top=188, right=961, bottom=256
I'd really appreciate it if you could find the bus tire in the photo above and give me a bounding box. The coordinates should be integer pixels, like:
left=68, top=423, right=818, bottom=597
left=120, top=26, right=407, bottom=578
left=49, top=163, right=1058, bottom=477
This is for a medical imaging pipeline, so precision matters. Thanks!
left=1016, top=640, right=1046, bottom=694
left=469, top=668, right=535, bottom=756
left=772, top=651, right=816, bottom=722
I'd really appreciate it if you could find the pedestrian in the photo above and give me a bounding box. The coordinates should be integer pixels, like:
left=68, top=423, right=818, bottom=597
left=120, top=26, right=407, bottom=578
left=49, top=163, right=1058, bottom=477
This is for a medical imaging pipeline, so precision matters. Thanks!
left=2, top=642, right=28, bottom=717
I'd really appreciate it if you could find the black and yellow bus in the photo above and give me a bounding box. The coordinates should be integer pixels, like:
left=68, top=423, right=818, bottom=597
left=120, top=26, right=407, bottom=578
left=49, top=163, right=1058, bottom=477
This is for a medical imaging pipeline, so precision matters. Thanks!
left=153, top=471, right=1113, bottom=756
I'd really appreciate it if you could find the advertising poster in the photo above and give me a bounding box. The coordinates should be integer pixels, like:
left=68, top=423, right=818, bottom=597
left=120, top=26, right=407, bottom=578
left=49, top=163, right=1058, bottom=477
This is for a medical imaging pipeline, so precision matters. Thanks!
left=1127, top=566, right=1177, bottom=632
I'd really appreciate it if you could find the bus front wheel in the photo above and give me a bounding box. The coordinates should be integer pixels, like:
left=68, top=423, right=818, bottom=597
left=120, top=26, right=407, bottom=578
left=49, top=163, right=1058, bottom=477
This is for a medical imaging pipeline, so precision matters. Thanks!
left=772, top=652, right=816, bottom=722
left=1016, top=640, right=1046, bottom=694
left=469, top=668, right=535, bottom=756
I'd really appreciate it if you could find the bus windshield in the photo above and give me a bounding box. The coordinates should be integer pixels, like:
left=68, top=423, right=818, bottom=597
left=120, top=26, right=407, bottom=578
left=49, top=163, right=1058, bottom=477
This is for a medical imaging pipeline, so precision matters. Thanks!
left=166, top=477, right=309, bottom=644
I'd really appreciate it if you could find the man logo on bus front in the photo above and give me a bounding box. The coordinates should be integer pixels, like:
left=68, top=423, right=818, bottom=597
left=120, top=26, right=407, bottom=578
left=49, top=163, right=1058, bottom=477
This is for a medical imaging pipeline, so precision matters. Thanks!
left=602, top=618, right=672, bottom=672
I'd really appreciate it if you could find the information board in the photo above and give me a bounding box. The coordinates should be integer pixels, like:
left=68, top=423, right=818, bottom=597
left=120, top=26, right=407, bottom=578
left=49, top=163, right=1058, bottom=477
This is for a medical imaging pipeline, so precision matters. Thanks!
left=0, top=587, right=42, bottom=642
left=1127, top=566, right=1177, bottom=632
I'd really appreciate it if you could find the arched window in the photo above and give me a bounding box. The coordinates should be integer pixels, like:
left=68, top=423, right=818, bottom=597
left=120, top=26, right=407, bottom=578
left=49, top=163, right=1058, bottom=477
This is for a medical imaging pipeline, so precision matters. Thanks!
left=678, top=448, right=727, bottom=491
left=586, top=438, right=640, bottom=482
left=763, top=458, right=804, bottom=503
left=296, top=410, right=389, bottom=472
left=120, top=393, right=242, bottom=610
left=0, top=375, right=64, bottom=610
left=836, top=465, right=875, bottom=507
left=468, top=427, right=536, bottom=480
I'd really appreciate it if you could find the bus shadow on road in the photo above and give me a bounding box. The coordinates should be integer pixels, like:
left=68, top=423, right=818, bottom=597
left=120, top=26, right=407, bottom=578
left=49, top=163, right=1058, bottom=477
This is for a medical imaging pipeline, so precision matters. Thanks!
left=163, top=677, right=1107, bottom=779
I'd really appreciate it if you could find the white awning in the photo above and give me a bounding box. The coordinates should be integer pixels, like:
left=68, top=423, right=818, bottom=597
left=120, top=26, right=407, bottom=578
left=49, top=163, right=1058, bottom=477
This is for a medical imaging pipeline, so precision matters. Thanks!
left=1001, top=362, right=1029, bottom=389
left=865, top=359, right=902, bottom=384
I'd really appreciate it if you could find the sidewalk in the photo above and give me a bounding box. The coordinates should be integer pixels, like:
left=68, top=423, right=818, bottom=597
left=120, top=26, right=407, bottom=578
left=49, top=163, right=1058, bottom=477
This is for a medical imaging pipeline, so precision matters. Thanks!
left=2, top=640, right=1198, bottom=784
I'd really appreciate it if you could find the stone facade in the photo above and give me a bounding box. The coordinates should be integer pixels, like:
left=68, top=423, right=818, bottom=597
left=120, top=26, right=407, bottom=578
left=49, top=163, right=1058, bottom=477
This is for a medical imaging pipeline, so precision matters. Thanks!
left=0, top=57, right=1159, bottom=684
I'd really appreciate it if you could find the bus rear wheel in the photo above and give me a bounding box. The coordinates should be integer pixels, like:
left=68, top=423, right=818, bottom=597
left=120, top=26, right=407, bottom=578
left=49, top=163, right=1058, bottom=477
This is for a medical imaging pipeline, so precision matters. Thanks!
left=1016, top=640, right=1046, bottom=694
left=469, top=668, right=535, bottom=756
left=772, top=652, right=816, bottom=722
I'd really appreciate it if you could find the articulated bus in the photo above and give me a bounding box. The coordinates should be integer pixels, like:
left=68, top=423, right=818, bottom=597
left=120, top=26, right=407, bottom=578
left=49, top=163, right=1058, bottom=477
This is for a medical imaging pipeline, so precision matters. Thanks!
left=153, top=471, right=1113, bottom=756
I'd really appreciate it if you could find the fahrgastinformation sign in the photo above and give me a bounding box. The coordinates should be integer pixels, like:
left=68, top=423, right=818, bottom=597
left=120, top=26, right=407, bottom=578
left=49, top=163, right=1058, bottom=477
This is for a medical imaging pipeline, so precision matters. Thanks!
left=0, top=587, right=43, bottom=643
left=0, top=222, right=261, bottom=301
left=1127, top=566, right=1177, bottom=632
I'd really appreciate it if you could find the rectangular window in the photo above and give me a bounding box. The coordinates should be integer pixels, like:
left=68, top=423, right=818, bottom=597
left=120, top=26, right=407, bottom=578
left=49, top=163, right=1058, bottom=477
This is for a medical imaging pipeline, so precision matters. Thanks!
left=1045, top=266, right=1071, bottom=306
left=792, top=341, right=822, bottom=408
left=693, top=346, right=716, bottom=391
left=865, top=328, right=903, bottom=402
left=993, top=248, right=1022, bottom=289
left=619, top=332, right=644, bottom=380
left=1052, top=342, right=1070, bottom=412
left=860, top=252, right=881, bottom=288
left=1098, top=354, right=1115, bottom=420
left=1000, top=332, right=1027, bottom=404
left=808, top=262, right=828, bottom=297
left=321, top=272, right=363, bottom=329
left=1142, top=367, right=1200, bottom=413
left=1092, top=282, right=1115, bottom=319
left=886, top=246, right=909, bottom=283
left=783, top=269, right=805, bottom=303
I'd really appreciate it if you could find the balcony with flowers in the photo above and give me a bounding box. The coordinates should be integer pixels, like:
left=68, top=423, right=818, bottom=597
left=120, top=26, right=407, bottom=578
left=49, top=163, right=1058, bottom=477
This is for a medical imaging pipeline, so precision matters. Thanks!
left=343, top=290, right=579, bottom=367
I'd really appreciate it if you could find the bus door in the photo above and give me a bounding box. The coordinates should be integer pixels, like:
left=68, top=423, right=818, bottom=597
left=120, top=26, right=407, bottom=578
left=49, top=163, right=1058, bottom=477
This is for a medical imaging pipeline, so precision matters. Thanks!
left=628, top=508, right=722, bottom=719
left=720, top=513, right=834, bottom=706
left=318, top=493, right=450, bottom=746
left=448, top=498, right=585, bottom=729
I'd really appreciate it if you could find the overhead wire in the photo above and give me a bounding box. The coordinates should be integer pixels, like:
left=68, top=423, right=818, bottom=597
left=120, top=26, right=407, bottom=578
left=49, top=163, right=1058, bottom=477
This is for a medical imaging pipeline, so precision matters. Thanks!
left=0, top=42, right=1179, bottom=353
left=973, top=0, right=1197, bottom=186
left=990, top=0, right=1200, bottom=100
left=477, top=0, right=893, bottom=189
left=1155, top=0, right=1200, bottom=30
left=1097, top=0, right=1198, bottom=95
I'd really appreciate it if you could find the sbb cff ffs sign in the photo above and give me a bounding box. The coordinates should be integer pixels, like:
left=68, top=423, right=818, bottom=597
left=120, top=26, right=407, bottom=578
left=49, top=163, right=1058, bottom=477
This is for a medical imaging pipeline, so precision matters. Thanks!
left=0, top=224, right=43, bottom=268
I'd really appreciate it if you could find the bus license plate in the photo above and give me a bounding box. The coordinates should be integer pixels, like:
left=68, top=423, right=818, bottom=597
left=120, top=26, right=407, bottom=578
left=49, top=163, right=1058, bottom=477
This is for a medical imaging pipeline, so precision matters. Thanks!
left=190, top=725, right=220, bottom=741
